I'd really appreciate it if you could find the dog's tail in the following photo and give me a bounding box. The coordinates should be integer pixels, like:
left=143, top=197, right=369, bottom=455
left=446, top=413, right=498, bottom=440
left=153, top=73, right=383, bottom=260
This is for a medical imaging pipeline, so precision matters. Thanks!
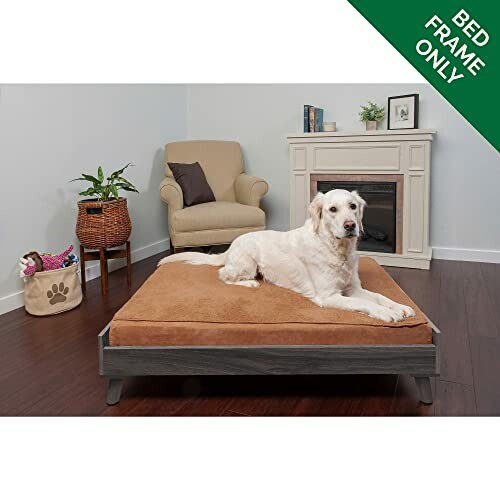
left=158, top=250, right=228, bottom=267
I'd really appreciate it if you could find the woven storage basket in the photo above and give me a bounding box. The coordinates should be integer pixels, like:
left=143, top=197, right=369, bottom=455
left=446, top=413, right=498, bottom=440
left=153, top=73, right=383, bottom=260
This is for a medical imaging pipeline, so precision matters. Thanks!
left=76, top=198, right=131, bottom=249
left=24, top=265, right=82, bottom=316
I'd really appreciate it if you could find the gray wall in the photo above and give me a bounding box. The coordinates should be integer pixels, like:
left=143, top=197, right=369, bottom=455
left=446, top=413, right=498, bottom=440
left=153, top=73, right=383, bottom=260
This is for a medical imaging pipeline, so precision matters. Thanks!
left=1, top=83, right=498, bottom=313
left=187, top=84, right=500, bottom=255
left=0, top=84, right=186, bottom=311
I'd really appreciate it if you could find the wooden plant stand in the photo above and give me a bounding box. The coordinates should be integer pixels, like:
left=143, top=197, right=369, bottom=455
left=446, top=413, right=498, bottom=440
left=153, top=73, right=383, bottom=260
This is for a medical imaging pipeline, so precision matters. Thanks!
left=80, top=241, right=131, bottom=296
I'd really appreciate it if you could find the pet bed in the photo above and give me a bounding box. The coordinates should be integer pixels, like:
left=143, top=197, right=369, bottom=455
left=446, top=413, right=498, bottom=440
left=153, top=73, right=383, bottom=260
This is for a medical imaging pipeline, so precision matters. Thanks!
left=99, top=257, right=440, bottom=405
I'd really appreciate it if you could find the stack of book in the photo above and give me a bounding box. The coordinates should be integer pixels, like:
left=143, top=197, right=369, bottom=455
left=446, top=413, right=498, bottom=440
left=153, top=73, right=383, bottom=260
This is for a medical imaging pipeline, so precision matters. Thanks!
left=303, top=105, right=324, bottom=132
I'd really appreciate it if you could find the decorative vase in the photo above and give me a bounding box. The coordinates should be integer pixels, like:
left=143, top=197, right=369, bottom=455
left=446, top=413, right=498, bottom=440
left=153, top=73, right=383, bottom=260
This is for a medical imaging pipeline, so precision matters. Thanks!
left=76, top=198, right=131, bottom=249
left=365, top=120, right=378, bottom=131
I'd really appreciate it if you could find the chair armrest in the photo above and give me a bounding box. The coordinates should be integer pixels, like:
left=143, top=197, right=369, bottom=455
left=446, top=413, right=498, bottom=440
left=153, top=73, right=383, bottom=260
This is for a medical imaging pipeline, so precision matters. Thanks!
left=235, top=173, right=269, bottom=207
left=159, top=177, right=183, bottom=212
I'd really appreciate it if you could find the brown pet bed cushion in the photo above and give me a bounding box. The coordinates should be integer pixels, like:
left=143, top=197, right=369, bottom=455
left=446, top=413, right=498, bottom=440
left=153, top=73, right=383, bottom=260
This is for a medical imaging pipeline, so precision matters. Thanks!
left=110, top=257, right=432, bottom=346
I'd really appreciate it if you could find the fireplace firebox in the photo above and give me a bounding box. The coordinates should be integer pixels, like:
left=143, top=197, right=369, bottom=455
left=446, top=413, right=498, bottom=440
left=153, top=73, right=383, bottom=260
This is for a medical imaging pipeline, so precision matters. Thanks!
left=317, top=180, right=398, bottom=253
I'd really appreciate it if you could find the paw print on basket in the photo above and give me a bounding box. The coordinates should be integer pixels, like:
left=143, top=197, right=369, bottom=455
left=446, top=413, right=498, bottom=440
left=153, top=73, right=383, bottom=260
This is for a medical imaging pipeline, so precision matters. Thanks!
left=47, top=282, right=69, bottom=305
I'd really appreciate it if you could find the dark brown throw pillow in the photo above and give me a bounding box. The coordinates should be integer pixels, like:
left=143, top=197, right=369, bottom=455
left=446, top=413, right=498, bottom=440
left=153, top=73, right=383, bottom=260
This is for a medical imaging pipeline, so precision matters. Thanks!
left=168, top=162, right=216, bottom=207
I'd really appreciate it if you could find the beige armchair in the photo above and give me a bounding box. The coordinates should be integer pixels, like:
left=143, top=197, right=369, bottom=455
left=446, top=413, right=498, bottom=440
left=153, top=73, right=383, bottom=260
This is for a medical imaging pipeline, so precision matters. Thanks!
left=160, top=140, right=269, bottom=252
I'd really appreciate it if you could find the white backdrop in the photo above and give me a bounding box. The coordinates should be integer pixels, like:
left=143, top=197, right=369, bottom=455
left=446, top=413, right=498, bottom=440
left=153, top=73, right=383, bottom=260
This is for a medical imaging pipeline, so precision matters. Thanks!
left=0, top=1, right=496, bottom=498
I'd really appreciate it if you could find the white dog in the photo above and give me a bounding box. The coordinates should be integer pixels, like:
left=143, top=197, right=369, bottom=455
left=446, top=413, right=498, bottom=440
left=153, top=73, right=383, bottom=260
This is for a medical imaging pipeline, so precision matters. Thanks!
left=159, top=189, right=415, bottom=322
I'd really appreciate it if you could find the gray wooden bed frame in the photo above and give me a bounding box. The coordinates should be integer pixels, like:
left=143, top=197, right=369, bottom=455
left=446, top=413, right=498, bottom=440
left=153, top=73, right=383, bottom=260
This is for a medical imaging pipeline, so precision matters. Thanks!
left=98, top=318, right=440, bottom=406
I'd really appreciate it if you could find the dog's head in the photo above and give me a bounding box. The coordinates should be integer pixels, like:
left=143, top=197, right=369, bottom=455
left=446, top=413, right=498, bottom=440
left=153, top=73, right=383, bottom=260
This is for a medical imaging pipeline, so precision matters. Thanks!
left=309, top=189, right=366, bottom=239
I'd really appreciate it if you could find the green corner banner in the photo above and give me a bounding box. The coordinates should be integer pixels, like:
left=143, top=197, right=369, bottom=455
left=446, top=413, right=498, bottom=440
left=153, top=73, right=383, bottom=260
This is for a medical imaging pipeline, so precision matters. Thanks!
left=348, top=0, right=499, bottom=151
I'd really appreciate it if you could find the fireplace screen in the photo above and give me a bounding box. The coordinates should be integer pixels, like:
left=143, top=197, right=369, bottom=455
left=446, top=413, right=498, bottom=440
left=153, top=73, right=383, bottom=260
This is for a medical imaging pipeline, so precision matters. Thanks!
left=316, top=180, right=397, bottom=254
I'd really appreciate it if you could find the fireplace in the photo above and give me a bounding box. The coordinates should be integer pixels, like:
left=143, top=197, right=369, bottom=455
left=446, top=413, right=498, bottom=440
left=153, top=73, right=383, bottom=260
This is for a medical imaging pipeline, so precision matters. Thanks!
left=311, top=174, right=404, bottom=255
left=288, top=130, right=435, bottom=269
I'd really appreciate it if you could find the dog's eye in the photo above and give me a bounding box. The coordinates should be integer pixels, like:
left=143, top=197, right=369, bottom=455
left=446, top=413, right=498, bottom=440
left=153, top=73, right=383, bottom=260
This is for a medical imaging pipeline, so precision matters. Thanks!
left=330, top=206, right=337, bottom=213
left=350, top=203, right=357, bottom=210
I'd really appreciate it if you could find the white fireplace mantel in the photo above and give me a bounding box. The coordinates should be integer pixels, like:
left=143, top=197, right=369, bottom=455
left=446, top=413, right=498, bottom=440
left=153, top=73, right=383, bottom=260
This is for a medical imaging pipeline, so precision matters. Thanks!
left=287, top=129, right=436, bottom=269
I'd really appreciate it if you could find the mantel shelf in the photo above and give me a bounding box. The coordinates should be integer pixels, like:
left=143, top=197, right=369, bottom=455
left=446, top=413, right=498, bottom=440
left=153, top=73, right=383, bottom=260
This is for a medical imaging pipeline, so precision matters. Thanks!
left=287, top=129, right=436, bottom=140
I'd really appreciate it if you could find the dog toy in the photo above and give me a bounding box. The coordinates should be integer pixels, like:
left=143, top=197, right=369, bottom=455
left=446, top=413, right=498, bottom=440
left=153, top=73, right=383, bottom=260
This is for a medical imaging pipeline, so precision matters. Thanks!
left=19, top=245, right=74, bottom=278
left=62, top=253, right=79, bottom=268
left=22, top=251, right=44, bottom=273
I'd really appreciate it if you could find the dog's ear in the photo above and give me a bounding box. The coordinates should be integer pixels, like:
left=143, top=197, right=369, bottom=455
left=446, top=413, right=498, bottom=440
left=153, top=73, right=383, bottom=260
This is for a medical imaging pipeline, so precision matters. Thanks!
left=351, top=190, right=367, bottom=232
left=309, top=192, right=325, bottom=233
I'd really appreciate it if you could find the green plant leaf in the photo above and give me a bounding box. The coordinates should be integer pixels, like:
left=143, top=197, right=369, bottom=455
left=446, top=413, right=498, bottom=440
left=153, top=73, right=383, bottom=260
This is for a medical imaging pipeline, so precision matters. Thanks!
left=359, top=101, right=385, bottom=122
left=116, top=180, right=138, bottom=191
left=78, top=188, right=97, bottom=197
left=70, top=163, right=137, bottom=199
left=101, top=184, right=110, bottom=201
left=84, top=173, right=101, bottom=184
left=115, top=176, right=133, bottom=184
left=110, top=184, right=119, bottom=199
left=116, top=184, right=139, bottom=192
left=70, top=174, right=101, bottom=184
left=108, top=163, right=133, bottom=181
left=82, top=174, right=101, bottom=186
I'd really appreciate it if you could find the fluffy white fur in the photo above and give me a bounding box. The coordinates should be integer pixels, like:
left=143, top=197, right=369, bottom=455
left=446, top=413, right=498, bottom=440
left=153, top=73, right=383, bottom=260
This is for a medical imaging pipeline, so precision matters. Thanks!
left=159, top=189, right=415, bottom=322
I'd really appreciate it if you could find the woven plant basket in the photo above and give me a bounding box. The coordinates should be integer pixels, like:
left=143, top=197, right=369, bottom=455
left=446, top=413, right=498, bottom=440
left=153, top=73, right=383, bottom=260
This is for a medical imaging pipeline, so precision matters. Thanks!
left=76, top=198, right=131, bottom=249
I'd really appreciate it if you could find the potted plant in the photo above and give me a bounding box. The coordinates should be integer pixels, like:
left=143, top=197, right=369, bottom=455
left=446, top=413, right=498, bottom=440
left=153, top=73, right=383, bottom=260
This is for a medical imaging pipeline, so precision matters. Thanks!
left=359, top=101, right=385, bottom=131
left=71, top=164, right=139, bottom=249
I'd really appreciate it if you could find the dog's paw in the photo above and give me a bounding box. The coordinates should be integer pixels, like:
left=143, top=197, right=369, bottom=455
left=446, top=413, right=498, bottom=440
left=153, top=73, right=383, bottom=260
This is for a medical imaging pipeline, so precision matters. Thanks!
left=367, top=305, right=405, bottom=323
left=401, top=304, right=415, bottom=318
left=233, top=279, right=260, bottom=288
left=390, top=303, right=416, bottom=319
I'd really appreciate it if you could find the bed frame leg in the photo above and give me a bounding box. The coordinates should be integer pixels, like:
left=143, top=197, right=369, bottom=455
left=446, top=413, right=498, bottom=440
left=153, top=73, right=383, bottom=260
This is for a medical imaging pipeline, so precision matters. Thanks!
left=107, top=378, right=124, bottom=405
left=414, top=376, right=433, bottom=405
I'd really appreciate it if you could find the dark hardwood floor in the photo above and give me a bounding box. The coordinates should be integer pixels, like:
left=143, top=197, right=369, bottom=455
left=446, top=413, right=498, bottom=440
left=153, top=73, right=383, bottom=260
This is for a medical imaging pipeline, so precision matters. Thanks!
left=1, top=251, right=499, bottom=416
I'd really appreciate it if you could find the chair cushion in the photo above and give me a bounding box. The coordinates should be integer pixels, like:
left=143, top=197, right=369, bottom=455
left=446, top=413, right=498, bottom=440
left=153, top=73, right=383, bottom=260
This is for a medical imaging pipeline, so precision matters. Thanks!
left=168, top=162, right=216, bottom=207
left=110, top=257, right=433, bottom=347
left=172, top=201, right=265, bottom=233
left=172, top=227, right=264, bottom=249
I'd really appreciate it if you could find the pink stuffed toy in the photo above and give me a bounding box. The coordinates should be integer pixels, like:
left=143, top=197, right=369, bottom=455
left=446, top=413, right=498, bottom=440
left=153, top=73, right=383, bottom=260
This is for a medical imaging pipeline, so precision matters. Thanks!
left=19, top=245, right=74, bottom=278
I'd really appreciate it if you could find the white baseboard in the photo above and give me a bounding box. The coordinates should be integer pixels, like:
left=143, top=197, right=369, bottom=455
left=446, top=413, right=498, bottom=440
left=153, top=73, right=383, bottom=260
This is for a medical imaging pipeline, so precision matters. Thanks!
left=0, top=290, right=25, bottom=316
left=84, top=237, right=170, bottom=281
left=432, top=246, right=500, bottom=264
left=0, top=237, right=170, bottom=317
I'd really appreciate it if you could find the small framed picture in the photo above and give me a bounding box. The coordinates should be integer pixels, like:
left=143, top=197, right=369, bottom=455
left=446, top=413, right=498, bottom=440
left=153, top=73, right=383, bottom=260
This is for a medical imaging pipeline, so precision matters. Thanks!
left=387, top=94, right=419, bottom=130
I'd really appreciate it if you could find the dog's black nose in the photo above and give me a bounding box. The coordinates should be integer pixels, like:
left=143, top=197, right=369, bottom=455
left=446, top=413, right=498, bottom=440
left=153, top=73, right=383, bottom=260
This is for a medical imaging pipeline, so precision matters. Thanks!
left=344, top=220, right=356, bottom=231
